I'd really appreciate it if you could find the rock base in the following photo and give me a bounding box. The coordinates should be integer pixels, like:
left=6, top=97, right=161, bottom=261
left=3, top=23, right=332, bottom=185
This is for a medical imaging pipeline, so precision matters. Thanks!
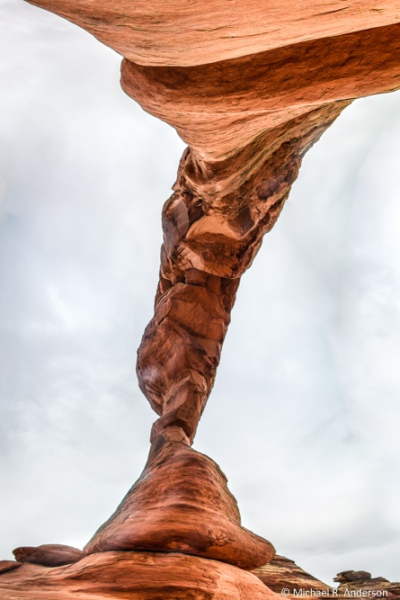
left=0, top=550, right=281, bottom=600
left=84, top=436, right=275, bottom=570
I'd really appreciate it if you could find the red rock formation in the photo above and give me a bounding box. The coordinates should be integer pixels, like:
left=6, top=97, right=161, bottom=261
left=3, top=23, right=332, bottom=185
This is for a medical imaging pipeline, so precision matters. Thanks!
left=252, top=561, right=400, bottom=599
left=253, top=555, right=331, bottom=595
left=13, top=544, right=84, bottom=567
left=0, top=551, right=282, bottom=600
left=0, top=561, right=22, bottom=575
left=23, top=0, right=400, bottom=67
left=6, top=0, right=400, bottom=596
left=3, top=551, right=400, bottom=599
left=120, top=25, right=400, bottom=160
left=84, top=434, right=274, bottom=569
left=335, top=570, right=400, bottom=599
left=136, top=103, right=347, bottom=447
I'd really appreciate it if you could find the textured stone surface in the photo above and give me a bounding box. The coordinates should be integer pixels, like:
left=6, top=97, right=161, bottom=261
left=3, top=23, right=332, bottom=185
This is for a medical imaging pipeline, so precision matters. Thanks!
left=0, top=561, right=22, bottom=575
left=23, top=0, right=400, bottom=466
left=121, top=24, right=400, bottom=159
left=253, top=555, right=330, bottom=594
left=13, top=544, right=84, bottom=567
left=13, top=1, right=400, bottom=598
left=253, top=561, right=400, bottom=599
left=25, top=0, right=400, bottom=66
left=335, top=570, right=400, bottom=599
left=0, top=550, right=281, bottom=600
left=84, top=434, right=274, bottom=570
left=2, top=551, right=400, bottom=600
left=136, top=103, right=347, bottom=444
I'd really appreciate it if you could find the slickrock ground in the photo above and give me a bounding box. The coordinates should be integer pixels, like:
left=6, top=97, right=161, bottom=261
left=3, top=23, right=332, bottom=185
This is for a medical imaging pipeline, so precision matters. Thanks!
left=0, top=551, right=281, bottom=600
left=2, top=551, right=400, bottom=600
left=253, top=555, right=331, bottom=594
left=6, top=0, right=400, bottom=597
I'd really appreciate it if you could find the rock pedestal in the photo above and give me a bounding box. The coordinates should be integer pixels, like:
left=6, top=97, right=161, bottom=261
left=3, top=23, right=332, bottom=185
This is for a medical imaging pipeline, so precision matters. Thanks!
left=84, top=434, right=274, bottom=570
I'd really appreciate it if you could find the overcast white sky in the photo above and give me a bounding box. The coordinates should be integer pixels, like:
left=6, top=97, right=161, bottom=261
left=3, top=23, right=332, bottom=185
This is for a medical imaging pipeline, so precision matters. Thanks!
left=1, top=0, right=400, bottom=586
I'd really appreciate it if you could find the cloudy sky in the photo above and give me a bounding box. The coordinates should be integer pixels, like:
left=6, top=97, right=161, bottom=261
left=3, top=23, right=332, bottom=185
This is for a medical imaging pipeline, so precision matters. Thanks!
left=1, top=0, right=400, bottom=586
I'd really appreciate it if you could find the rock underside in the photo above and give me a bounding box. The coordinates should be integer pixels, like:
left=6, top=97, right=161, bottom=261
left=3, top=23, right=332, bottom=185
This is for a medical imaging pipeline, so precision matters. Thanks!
left=6, top=0, right=400, bottom=597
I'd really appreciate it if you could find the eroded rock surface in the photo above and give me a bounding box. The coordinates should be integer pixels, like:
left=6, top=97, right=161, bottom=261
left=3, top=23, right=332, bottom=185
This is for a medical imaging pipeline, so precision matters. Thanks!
left=253, top=555, right=330, bottom=594
left=84, top=434, right=274, bottom=570
left=121, top=25, right=400, bottom=160
left=9, top=0, right=400, bottom=597
left=13, top=544, right=84, bottom=567
left=253, top=561, right=400, bottom=600
left=0, top=561, right=22, bottom=575
left=0, top=550, right=281, bottom=600
left=25, top=0, right=400, bottom=67
left=335, top=570, right=400, bottom=599
left=2, top=551, right=400, bottom=600
left=135, top=103, right=347, bottom=445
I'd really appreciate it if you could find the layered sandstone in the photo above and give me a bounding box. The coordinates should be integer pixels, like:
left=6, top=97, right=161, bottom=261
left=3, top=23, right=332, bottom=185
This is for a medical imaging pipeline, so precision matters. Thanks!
left=121, top=25, right=400, bottom=160
left=253, top=555, right=331, bottom=594
left=22, top=0, right=400, bottom=460
left=24, top=0, right=400, bottom=67
left=13, top=544, right=84, bottom=567
left=0, top=551, right=281, bottom=600
left=8, top=0, right=400, bottom=597
left=2, top=552, right=400, bottom=600
left=84, top=435, right=274, bottom=570
left=253, top=560, right=400, bottom=600
left=0, top=561, right=22, bottom=575
left=335, top=570, right=400, bottom=599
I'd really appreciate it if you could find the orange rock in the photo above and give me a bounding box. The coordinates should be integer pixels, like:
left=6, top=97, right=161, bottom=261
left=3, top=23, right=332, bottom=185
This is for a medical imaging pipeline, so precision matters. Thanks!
left=253, top=555, right=331, bottom=595
left=121, top=24, right=400, bottom=159
left=137, top=103, right=346, bottom=443
left=0, top=561, right=22, bottom=575
left=17, top=3, right=400, bottom=599
left=84, top=434, right=275, bottom=570
left=13, top=544, right=84, bottom=567
left=335, top=571, right=400, bottom=599
left=253, top=558, right=400, bottom=600
left=24, top=0, right=400, bottom=464
left=24, top=0, right=400, bottom=67
left=0, top=550, right=281, bottom=600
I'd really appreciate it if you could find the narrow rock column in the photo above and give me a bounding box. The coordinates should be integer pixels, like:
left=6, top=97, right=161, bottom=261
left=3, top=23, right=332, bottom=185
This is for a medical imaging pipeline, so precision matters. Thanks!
left=136, top=102, right=349, bottom=445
